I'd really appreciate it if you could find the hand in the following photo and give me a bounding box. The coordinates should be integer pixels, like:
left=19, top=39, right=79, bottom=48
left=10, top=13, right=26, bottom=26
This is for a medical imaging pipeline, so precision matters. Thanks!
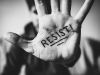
left=5, top=0, right=94, bottom=65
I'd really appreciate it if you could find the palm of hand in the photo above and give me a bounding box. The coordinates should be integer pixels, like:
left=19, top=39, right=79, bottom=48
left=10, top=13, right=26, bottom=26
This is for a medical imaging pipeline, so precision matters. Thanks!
left=32, top=13, right=80, bottom=62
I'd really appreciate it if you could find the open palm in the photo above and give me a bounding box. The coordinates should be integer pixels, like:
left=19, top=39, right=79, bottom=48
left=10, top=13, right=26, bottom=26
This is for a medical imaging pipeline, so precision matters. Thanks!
left=5, top=0, right=94, bottom=65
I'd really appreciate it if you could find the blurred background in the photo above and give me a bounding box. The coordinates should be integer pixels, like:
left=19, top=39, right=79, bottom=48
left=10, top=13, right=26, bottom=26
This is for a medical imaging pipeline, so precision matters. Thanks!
left=0, top=0, right=100, bottom=75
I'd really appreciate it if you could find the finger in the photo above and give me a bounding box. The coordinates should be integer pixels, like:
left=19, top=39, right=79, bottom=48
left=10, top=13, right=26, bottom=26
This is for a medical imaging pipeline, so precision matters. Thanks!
left=61, top=0, right=72, bottom=15
left=51, top=0, right=60, bottom=13
left=4, top=32, right=34, bottom=54
left=75, top=0, right=95, bottom=23
left=34, top=0, right=47, bottom=17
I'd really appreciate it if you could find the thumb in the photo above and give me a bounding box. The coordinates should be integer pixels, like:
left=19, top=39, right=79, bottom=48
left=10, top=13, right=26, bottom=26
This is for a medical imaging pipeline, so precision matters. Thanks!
left=4, top=32, right=34, bottom=54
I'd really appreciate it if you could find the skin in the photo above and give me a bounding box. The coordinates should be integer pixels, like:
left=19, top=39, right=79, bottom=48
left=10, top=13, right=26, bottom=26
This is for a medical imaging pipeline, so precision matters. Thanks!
left=5, top=0, right=95, bottom=65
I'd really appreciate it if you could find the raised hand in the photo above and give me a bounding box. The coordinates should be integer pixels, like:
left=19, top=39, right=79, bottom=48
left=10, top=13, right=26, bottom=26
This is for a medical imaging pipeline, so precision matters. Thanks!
left=5, top=0, right=94, bottom=65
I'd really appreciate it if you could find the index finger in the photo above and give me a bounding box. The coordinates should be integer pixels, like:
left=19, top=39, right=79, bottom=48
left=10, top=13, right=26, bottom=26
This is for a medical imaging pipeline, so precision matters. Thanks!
left=75, top=0, right=95, bottom=23
left=35, top=0, right=47, bottom=17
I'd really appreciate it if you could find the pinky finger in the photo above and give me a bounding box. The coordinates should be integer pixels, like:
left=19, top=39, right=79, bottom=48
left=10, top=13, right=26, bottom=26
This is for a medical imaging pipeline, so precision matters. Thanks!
left=75, top=0, right=95, bottom=23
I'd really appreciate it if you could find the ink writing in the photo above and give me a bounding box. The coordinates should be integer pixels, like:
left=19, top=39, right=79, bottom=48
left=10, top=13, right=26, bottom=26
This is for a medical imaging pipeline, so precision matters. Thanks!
left=41, top=25, right=73, bottom=47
